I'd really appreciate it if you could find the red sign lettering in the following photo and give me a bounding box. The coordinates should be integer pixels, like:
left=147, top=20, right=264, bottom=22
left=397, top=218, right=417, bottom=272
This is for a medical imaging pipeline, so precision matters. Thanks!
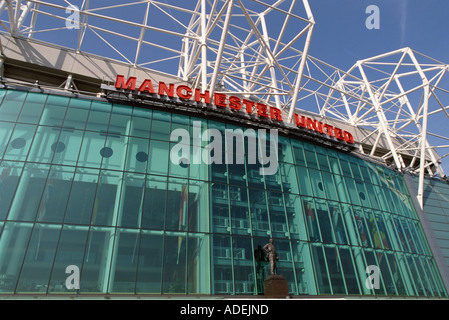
left=113, top=75, right=354, bottom=144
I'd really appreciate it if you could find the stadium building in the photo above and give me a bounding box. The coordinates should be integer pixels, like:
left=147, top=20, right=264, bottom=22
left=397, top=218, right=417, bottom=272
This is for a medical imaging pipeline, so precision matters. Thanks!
left=0, top=1, right=448, bottom=298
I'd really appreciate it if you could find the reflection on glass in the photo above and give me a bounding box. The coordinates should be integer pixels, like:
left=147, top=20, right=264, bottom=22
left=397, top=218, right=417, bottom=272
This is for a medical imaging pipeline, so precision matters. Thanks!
left=0, top=90, right=445, bottom=298
left=16, top=224, right=62, bottom=293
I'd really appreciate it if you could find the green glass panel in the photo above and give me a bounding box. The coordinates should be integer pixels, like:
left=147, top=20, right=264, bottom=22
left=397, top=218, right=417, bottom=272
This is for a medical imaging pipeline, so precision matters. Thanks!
left=324, top=246, right=346, bottom=294
left=141, top=175, right=166, bottom=230
left=48, top=225, right=89, bottom=293
left=85, top=101, right=111, bottom=132
left=310, top=169, right=326, bottom=199
left=349, top=157, right=363, bottom=181
left=211, top=183, right=230, bottom=234
left=310, top=243, right=331, bottom=294
left=333, top=175, right=349, bottom=203
left=345, top=178, right=361, bottom=206
left=30, top=126, right=61, bottom=163
left=125, top=136, right=149, bottom=173
left=249, top=188, right=269, bottom=237
left=108, top=104, right=132, bottom=136
left=163, top=232, right=187, bottom=294
left=352, top=207, right=372, bottom=247
left=188, top=180, right=209, bottom=232
left=52, top=129, right=83, bottom=166
left=64, top=168, right=99, bottom=225
left=101, top=134, right=128, bottom=171
left=278, top=136, right=294, bottom=164
left=363, top=249, right=386, bottom=295
left=364, top=209, right=382, bottom=249
left=165, top=178, right=189, bottom=232
left=147, top=140, right=169, bottom=176
left=303, top=197, right=320, bottom=242
left=315, top=148, right=331, bottom=172
left=386, top=253, right=408, bottom=296
left=279, top=162, right=299, bottom=194
left=16, top=223, right=61, bottom=293
left=7, top=163, right=50, bottom=222
left=78, top=131, right=106, bottom=168
left=0, top=121, right=14, bottom=158
left=230, top=186, right=251, bottom=236
left=273, top=239, right=296, bottom=294
left=406, top=254, right=425, bottom=296
left=291, top=140, right=306, bottom=167
left=0, top=221, right=33, bottom=293
left=365, top=183, right=380, bottom=210
left=356, top=180, right=371, bottom=208
left=315, top=200, right=335, bottom=244
left=40, top=95, right=69, bottom=127
left=3, top=123, right=36, bottom=162
left=358, top=159, right=372, bottom=184
left=18, top=92, right=47, bottom=124
left=79, top=226, right=115, bottom=293
left=329, top=202, right=348, bottom=245
left=0, top=161, right=23, bottom=220
left=212, top=235, right=233, bottom=294
left=136, top=230, right=163, bottom=293
left=232, top=236, right=255, bottom=294
left=338, top=153, right=352, bottom=178
left=90, top=171, right=120, bottom=226
left=321, top=171, right=339, bottom=201
left=328, top=153, right=342, bottom=175
left=338, top=247, right=361, bottom=295
left=189, top=146, right=208, bottom=181
left=150, top=110, right=171, bottom=141
left=108, top=228, right=139, bottom=293
left=187, top=233, right=210, bottom=294
left=131, top=107, right=152, bottom=139
left=377, top=252, right=397, bottom=295
left=296, top=166, right=313, bottom=197
left=0, top=90, right=26, bottom=122
left=267, top=191, right=288, bottom=239
left=169, top=141, right=189, bottom=178
left=36, top=165, right=75, bottom=223
left=190, top=117, right=207, bottom=147
left=284, top=194, right=307, bottom=240
left=303, top=144, right=318, bottom=169
left=291, top=241, right=317, bottom=295
left=118, top=173, right=145, bottom=228
left=62, top=97, right=91, bottom=130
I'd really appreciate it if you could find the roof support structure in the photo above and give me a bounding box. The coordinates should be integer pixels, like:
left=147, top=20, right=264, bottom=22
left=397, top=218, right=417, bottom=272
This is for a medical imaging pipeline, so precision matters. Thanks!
left=0, top=1, right=448, bottom=204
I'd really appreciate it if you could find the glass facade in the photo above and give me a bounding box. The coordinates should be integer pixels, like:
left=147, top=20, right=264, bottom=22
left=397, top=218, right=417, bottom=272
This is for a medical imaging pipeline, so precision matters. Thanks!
left=0, top=88, right=446, bottom=297
left=412, top=175, right=449, bottom=271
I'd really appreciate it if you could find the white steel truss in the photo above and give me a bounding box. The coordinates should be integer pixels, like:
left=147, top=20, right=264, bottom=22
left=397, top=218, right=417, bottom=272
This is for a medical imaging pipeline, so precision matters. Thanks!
left=0, top=1, right=448, bottom=209
left=0, top=0, right=315, bottom=110
left=318, top=48, right=449, bottom=208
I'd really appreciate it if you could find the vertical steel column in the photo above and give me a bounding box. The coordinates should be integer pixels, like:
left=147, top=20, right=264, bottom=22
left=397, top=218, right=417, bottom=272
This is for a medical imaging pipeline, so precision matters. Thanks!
left=209, top=0, right=233, bottom=97
left=102, top=119, right=132, bottom=292
left=287, top=0, right=314, bottom=123
left=200, top=0, right=208, bottom=91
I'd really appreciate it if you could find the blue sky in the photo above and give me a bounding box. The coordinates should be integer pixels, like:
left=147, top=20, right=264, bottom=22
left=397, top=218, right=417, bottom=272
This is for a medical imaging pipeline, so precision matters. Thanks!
left=306, top=1, right=449, bottom=174
left=307, top=0, right=449, bottom=70
left=3, top=0, right=449, bottom=174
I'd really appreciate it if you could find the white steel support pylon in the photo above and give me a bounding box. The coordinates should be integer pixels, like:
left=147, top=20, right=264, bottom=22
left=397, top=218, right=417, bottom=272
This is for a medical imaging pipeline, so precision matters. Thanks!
left=319, top=47, right=449, bottom=209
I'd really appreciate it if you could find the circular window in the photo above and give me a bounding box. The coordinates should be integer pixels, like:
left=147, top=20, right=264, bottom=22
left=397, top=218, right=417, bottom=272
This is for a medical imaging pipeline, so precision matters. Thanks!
left=136, top=151, right=148, bottom=162
left=179, top=157, right=189, bottom=168
left=100, top=147, right=113, bottom=158
left=359, top=192, right=366, bottom=201
left=10, top=138, right=26, bottom=149
left=51, top=142, right=66, bottom=153
left=318, top=182, right=324, bottom=191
